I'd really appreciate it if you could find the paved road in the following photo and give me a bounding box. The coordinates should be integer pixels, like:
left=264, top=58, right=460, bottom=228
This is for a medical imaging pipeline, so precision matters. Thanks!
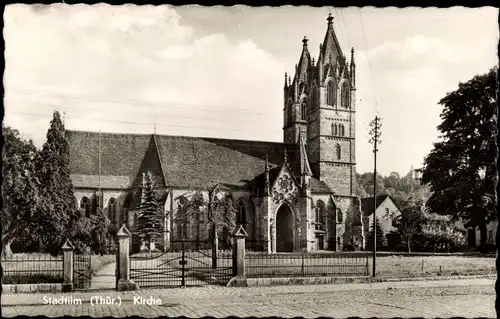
left=1, top=278, right=496, bottom=318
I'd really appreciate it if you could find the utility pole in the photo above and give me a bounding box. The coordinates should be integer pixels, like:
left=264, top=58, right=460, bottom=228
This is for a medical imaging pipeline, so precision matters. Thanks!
left=368, top=116, right=382, bottom=277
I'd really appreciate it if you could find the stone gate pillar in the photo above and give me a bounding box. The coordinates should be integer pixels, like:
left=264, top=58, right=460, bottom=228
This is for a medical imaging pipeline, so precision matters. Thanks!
left=116, top=225, right=138, bottom=291
left=61, top=239, right=74, bottom=292
left=227, top=225, right=248, bottom=287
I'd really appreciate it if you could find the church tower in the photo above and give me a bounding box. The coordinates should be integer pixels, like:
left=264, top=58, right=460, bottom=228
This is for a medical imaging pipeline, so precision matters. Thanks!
left=283, top=14, right=357, bottom=197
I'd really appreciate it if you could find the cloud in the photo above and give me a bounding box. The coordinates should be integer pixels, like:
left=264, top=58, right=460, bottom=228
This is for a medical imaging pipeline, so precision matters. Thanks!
left=4, top=4, right=285, bottom=147
left=367, top=35, right=472, bottom=72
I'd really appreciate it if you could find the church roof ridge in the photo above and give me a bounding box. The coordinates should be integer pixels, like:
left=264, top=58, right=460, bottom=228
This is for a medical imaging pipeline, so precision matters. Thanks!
left=66, top=129, right=295, bottom=147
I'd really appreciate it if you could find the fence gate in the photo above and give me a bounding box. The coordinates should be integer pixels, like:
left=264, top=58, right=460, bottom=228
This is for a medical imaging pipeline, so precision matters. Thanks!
left=130, top=240, right=232, bottom=288
left=73, top=254, right=92, bottom=290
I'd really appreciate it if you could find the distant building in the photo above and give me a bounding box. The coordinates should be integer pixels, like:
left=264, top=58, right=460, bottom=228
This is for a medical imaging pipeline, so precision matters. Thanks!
left=361, top=195, right=402, bottom=248
left=66, top=15, right=365, bottom=253
left=465, top=220, right=497, bottom=247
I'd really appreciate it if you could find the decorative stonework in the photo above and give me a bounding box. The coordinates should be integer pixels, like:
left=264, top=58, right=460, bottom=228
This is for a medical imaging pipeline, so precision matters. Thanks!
left=271, top=172, right=299, bottom=206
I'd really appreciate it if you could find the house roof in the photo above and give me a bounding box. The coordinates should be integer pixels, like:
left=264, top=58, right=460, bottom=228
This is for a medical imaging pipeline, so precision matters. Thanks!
left=360, top=195, right=393, bottom=217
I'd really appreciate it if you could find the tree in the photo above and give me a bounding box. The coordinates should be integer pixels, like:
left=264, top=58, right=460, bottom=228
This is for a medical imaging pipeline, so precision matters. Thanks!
left=420, top=67, right=497, bottom=253
left=34, top=111, right=77, bottom=255
left=420, top=214, right=465, bottom=252
left=366, top=218, right=388, bottom=251
left=391, top=198, right=427, bottom=253
left=1, top=127, right=41, bottom=257
left=136, top=171, right=163, bottom=250
left=173, top=182, right=236, bottom=243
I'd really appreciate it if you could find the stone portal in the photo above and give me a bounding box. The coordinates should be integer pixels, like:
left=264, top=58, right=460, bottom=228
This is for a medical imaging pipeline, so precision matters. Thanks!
left=276, top=204, right=294, bottom=252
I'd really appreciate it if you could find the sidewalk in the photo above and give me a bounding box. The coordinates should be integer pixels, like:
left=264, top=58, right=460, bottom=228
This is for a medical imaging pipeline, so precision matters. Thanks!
left=2, top=278, right=495, bottom=318
left=2, top=277, right=495, bottom=306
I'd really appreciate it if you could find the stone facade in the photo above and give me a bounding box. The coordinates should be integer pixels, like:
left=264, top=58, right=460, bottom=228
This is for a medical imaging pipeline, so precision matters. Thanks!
left=67, top=15, right=362, bottom=254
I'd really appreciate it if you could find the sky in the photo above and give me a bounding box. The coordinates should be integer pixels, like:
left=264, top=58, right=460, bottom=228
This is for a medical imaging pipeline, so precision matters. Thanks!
left=3, top=5, right=499, bottom=176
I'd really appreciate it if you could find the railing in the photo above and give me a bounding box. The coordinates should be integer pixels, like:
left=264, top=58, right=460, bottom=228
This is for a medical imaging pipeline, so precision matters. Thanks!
left=245, top=250, right=370, bottom=278
left=1, top=254, right=64, bottom=284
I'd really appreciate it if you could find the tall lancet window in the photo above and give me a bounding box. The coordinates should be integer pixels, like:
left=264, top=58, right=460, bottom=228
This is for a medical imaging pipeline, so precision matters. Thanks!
left=81, top=197, right=90, bottom=217
left=301, top=99, right=307, bottom=121
left=108, top=198, right=117, bottom=224
left=340, top=124, right=345, bottom=137
left=236, top=201, right=247, bottom=228
left=287, top=101, right=293, bottom=124
left=315, top=200, right=325, bottom=230
left=341, top=82, right=350, bottom=108
left=336, top=143, right=341, bottom=160
left=327, top=80, right=336, bottom=106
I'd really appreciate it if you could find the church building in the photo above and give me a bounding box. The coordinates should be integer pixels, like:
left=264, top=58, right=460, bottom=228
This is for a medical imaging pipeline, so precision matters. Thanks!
left=67, top=14, right=365, bottom=253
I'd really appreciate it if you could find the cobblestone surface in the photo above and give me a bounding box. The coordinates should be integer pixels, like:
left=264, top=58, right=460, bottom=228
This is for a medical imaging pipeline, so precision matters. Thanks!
left=2, top=278, right=496, bottom=318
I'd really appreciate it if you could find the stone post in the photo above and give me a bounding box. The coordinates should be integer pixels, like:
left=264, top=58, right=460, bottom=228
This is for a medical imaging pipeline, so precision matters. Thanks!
left=116, top=225, right=139, bottom=291
left=226, top=225, right=248, bottom=287
left=61, top=239, right=74, bottom=292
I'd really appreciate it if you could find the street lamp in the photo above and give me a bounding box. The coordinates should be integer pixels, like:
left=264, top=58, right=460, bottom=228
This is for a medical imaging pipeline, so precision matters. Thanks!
left=368, top=116, right=382, bottom=277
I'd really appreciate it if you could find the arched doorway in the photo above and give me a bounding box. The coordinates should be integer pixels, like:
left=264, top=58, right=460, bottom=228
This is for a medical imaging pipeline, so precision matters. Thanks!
left=276, top=204, right=294, bottom=252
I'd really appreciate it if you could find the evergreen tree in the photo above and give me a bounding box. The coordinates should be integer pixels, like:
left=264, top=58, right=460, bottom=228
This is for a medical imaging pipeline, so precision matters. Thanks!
left=366, top=218, right=388, bottom=251
left=137, top=171, right=162, bottom=249
left=2, top=127, right=41, bottom=257
left=34, top=111, right=76, bottom=255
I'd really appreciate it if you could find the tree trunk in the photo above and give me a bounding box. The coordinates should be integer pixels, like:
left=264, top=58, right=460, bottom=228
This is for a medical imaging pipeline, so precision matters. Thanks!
left=2, top=238, right=14, bottom=258
left=479, top=221, right=487, bottom=254
left=407, top=236, right=411, bottom=253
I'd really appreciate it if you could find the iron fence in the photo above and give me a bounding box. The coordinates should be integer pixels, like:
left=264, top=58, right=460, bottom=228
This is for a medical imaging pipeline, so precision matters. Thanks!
left=244, top=250, right=370, bottom=278
left=1, top=254, right=64, bottom=284
left=74, top=254, right=92, bottom=289
left=130, top=240, right=233, bottom=288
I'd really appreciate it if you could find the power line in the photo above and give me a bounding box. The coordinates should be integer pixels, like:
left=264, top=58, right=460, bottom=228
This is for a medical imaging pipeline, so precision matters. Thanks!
left=7, top=87, right=272, bottom=116
left=9, top=109, right=496, bottom=166
left=10, top=111, right=245, bottom=132
left=5, top=98, right=260, bottom=124
left=357, top=8, right=379, bottom=115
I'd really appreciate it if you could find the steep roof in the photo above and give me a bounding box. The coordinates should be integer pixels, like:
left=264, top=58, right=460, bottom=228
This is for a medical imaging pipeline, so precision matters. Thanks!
left=296, top=37, right=313, bottom=85
left=67, top=130, right=332, bottom=194
left=321, top=14, right=344, bottom=65
left=154, top=135, right=297, bottom=190
left=66, top=130, right=165, bottom=189
left=360, top=195, right=393, bottom=217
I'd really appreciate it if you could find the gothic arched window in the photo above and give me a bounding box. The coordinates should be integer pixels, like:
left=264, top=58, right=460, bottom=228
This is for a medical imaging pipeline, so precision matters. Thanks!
left=301, top=99, right=307, bottom=121
left=236, top=201, right=246, bottom=226
left=337, top=208, right=343, bottom=223
left=341, top=82, right=350, bottom=108
left=336, top=143, right=341, bottom=160
left=81, top=197, right=90, bottom=217
left=315, top=200, right=325, bottom=230
left=340, top=124, right=345, bottom=137
left=109, top=198, right=117, bottom=224
left=287, top=101, right=293, bottom=124
left=327, top=80, right=336, bottom=106
left=310, top=86, right=317, bottom=110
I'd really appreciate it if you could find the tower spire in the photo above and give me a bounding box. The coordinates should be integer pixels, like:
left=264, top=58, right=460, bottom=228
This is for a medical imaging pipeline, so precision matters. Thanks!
left=327, top=13, right=334, bottom=26
left=302, top=36, right=308, bottom=48
left=350, top=47, right=356, bottom=87
left=284, top=72, right=288, bottom=88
